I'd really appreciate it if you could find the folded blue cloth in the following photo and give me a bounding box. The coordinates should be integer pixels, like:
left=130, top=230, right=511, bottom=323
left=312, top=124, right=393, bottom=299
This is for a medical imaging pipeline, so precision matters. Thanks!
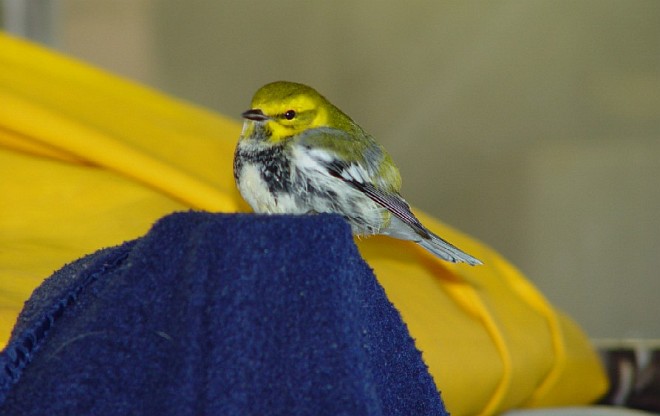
left=0, top=212, right=448, bottom=415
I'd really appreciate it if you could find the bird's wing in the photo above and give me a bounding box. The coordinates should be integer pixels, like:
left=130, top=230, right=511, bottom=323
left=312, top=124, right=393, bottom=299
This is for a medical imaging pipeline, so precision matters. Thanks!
left=322, top=158, right=432, bottom=240
left=297, top=127, right=429, bottom=238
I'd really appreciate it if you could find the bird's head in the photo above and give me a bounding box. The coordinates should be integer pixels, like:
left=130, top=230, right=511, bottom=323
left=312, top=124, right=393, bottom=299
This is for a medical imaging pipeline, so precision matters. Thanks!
left=241, top=81, right=354, bottom=142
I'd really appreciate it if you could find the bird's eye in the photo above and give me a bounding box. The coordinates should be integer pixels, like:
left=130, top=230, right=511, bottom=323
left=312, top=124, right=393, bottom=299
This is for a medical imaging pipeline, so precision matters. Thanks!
left=284, top=110, right=296, bottom=120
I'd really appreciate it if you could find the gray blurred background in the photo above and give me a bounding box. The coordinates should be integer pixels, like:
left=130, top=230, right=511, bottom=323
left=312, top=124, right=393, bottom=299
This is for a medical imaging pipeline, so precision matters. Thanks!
left=3, top=0, right=659, bottom=341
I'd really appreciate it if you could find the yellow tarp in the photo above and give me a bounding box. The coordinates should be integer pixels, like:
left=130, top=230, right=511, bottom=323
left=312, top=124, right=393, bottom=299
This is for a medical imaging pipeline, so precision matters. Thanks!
left=0, top=32, right=607, bottom=415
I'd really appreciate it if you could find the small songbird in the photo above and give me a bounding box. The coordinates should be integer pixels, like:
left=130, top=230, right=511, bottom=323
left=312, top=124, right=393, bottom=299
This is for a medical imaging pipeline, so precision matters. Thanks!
left=233, top=81, right=482, bottom=265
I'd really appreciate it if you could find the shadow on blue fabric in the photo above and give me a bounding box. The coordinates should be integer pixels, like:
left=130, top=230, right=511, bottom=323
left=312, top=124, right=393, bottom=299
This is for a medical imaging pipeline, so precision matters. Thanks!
left=0, top=212, right=448, bottom=415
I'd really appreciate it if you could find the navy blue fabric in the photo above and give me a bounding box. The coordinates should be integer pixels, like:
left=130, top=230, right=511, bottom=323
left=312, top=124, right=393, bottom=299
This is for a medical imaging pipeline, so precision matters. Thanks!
left=0, top=212, right=448, bottom=415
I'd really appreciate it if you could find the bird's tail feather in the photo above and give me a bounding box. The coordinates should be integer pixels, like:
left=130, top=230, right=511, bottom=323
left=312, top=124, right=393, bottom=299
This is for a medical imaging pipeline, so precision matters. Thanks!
left=381, top=216, right=482, bottom=265
left=417, top=234, right=483, bottom=266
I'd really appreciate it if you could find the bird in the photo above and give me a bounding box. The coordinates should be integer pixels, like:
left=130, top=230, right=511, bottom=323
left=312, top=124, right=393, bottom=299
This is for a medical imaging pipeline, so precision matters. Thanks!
left=233, top=81, right=482, bottom=265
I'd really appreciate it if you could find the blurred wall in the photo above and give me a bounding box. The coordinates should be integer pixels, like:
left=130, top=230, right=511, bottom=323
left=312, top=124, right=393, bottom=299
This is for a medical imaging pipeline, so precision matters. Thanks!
left=7, top=0, right=660, bottom=339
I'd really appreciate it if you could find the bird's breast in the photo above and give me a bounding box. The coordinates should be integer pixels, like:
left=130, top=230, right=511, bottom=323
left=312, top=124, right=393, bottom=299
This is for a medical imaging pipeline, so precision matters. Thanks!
left=234, top=142, right=298, bottom=213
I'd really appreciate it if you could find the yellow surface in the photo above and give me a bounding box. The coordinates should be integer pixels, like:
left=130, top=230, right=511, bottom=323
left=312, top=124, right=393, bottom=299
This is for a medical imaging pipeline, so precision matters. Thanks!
left=0, top=32, right=607, bottom=415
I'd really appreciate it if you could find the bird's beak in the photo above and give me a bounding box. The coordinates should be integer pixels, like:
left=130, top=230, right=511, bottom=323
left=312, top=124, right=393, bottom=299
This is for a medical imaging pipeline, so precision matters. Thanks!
left=241, top=109, right=269, bottom=121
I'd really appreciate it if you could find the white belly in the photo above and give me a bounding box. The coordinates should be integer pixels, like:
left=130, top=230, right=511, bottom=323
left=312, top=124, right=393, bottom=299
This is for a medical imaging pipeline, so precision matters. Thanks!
left=236, top=147, right=387, bottom=236
left=236, top=164, right=302, bottom=214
